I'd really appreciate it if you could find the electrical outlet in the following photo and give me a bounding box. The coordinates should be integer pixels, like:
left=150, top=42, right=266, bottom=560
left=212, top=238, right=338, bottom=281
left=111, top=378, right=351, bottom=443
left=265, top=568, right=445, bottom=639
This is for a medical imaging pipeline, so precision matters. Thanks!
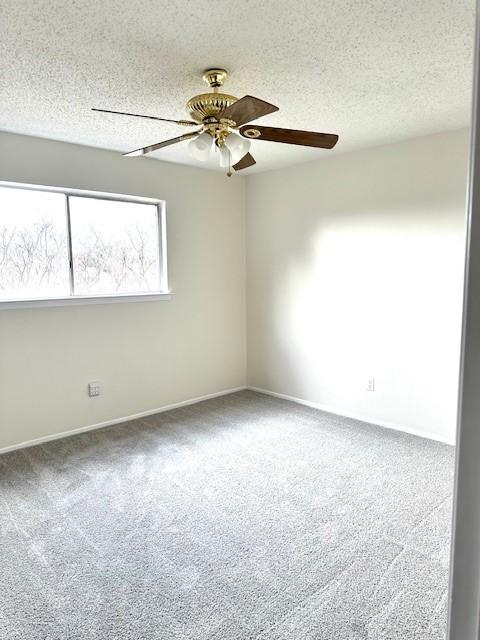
left=88, top=381, right=101, bottom=397
left=366, top=378, right=375, bottom=392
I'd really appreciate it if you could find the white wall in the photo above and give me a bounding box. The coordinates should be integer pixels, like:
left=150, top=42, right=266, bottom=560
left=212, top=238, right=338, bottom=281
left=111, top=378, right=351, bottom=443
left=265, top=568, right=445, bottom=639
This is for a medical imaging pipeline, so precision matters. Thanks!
left=0, top=132, right=246, bottom=449
left=0, top=128, right=469, bottom=450
left=246, top=129, right=470, bottom=444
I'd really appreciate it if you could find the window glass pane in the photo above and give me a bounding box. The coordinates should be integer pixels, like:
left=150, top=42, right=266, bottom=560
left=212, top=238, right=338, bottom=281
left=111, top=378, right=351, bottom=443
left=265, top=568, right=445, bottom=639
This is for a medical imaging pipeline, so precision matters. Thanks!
left=69, top=197, right=160, bottom=295
left=0, top=186, right=69, bottom=300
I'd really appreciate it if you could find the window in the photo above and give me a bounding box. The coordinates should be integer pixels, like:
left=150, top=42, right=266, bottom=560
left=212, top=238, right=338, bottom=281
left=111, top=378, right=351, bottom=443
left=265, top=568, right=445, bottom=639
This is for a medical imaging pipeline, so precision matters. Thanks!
left=0, top=182, right=168, bottom=307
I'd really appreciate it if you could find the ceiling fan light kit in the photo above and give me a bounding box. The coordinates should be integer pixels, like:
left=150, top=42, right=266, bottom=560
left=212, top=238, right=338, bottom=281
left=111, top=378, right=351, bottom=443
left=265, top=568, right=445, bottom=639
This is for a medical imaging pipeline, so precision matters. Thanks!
left=92, top=69, right=339, bottom=175
left=188, top=131, right=213, bottom=160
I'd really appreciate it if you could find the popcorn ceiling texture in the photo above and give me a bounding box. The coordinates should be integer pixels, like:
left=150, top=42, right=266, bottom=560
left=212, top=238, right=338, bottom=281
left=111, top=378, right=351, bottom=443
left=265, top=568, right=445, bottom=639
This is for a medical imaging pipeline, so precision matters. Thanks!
left=0, top=0, right=474, bottom=173
left=0, top=391, right=454, bottom=639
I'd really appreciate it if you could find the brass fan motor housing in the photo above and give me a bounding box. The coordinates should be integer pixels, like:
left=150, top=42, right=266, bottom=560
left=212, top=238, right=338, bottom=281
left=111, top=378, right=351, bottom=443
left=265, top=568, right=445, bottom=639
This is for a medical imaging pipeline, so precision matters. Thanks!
left=187, top=68, right=238, bottom=124
left=186, top=92, right=238, bottom=123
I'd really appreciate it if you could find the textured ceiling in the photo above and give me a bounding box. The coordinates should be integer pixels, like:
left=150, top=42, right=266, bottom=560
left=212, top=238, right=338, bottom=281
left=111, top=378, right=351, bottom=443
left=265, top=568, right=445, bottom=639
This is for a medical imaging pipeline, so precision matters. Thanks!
left=0, top=0, right=475, bottom=174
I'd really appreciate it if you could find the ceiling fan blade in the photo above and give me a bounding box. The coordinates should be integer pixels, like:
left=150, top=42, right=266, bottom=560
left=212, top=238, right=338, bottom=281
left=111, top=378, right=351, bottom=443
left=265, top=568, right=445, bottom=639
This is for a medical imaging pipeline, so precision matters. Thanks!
left=123, top=131, right=200, bottom=157
left=239, top=125, right=339, bottom=149
left=233, top=152, right=256, bottom=171
left=92, top=108, right=198, bottom=127
left=218, top=96, right=279, bottom=127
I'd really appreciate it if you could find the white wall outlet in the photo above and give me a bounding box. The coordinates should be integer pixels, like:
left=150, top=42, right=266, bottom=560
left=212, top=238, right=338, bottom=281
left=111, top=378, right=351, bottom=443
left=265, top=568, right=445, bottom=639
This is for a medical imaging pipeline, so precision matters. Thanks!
left=366, top=378, right=375, bottom=392
left=88, top=381, right=101, bottom=397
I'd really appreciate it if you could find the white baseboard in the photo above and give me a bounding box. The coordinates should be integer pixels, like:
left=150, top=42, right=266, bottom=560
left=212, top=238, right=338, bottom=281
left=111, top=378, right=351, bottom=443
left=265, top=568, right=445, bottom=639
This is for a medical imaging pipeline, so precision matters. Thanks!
left=248, top=386, right=455, bottom=446
left=1, top=384, right=454, bottom=455
left=0, top=386, right=247, bottom=455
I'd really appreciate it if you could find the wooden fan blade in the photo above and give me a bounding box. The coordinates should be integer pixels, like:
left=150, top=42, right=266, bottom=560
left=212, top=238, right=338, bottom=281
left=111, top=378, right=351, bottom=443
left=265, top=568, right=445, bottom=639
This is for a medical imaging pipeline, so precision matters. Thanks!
left=92, top=108, right=198, bottom=127
left=233, top=152, right=256, bottom=171
left=218, top=96, right=279, bottom=127
left=123, top=131, right=200, bottom=157
left=239, top=125, right=339, bottom=149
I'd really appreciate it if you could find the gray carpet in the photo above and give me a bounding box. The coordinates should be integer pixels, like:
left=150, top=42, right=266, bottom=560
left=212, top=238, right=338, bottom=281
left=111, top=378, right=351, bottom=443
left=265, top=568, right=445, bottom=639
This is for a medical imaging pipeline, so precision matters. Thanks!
left=0, top=390, right=454, bottom=639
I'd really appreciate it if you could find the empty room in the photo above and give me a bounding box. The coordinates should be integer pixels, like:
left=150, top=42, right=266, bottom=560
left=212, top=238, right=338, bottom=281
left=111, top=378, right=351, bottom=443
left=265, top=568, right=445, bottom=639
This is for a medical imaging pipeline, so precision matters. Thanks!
left=0, top=1, right=477, bottom=638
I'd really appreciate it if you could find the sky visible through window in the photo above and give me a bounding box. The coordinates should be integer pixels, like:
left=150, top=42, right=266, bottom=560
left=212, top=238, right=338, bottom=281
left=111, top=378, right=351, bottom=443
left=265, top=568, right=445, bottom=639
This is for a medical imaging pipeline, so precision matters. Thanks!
left=0, top=186, right=162, bottom=300
left=0, top=187, right=69, bottom=299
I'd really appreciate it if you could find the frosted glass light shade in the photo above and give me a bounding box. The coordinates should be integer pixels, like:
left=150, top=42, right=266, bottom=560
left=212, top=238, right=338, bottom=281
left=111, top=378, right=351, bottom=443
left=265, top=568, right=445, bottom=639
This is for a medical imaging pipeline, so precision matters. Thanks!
left=224, top=133, right=251, bottom=164
left=188, top=132, right=213, bottom=161
left=218, top=144, right=230, bottom=168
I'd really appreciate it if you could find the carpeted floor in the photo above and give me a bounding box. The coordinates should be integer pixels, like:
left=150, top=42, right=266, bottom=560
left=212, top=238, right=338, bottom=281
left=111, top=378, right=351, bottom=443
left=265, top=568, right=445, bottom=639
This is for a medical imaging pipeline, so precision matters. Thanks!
left=0, top=391, right=454, bottom=639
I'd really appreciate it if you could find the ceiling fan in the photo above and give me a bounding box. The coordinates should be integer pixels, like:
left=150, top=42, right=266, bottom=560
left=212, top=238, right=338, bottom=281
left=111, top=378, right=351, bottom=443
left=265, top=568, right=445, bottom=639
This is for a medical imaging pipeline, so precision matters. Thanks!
left=92, top=69, right=339, bottom=176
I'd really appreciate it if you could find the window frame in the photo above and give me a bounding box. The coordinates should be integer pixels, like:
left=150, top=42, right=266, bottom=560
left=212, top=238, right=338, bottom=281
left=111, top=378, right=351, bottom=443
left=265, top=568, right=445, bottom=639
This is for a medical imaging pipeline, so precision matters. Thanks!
left=0, top=181, right=170, bottom=309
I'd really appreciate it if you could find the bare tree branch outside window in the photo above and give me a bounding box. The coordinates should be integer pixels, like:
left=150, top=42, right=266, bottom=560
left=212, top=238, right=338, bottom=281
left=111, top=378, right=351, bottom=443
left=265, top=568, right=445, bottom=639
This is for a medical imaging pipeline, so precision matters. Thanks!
left=0, top=188, right=69, bottom=298
left=69, top=197, right=160, bottom=295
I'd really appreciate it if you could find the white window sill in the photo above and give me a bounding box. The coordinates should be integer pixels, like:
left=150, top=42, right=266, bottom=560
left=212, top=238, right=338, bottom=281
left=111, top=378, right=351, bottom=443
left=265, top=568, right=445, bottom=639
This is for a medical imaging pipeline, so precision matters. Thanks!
left=0, top=292, right=172, bottom=310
